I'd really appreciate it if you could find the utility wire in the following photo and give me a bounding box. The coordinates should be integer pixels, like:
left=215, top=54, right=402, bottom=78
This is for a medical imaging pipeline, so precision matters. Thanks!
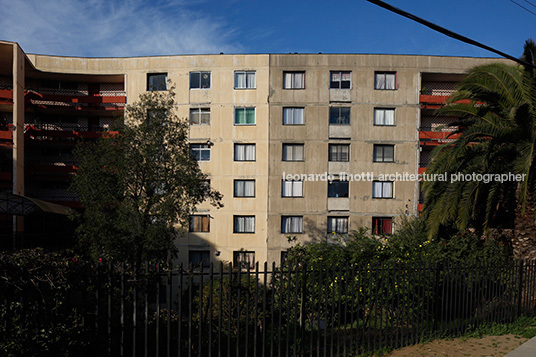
left=366, top=0, right=536, bottom=70
left=509, top=0, right=536, bottom=17
left=521, top=0, right=536, bottom=10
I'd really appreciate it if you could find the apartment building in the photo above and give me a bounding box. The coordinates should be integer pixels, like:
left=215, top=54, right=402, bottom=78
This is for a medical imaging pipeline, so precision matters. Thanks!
left=0, top=40, right=510, bottom=264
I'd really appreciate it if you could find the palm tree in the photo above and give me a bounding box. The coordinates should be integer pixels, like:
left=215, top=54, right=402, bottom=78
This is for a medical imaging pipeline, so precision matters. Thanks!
left=422, top=40, right=536, bottom=258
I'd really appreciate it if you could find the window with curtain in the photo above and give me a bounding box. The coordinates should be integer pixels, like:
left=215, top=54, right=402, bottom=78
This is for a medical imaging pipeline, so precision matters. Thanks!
left=147, top=73, right=167, bottom=91
left=374, top=72, right=396, bottom=90
left=189, top=108, right=210, bottom=125
left=283, top=107, right=305, bottom=125
left=327, top=216, right=349, bottom=234
left=329, top=144, right=349, bottom=162
left=234, top=71, right=256, bottom=89
left=234, top=216, right=255, bottom=233
left=281, top=216, right=303, bottom=233
left=190, top=71, right=211, bottom=89
left=234, top=180, right=255, bottom=197
left=372, top=181, right=393, bottom=198
left=374, top=108, right=395, bottom=126
left=328, top=180, right=349, bottom=198
left=373, top=145, right=395, bottom=162
left=189, top=250, right=210, bottom=268
left=234, top=144, right=256, bottom=161
left=189, top=215, right=210, bottom=232
left=190, top=144, right=210, bottom=161
left=282, top=144, right=304, bottom=161
left=234, top=107, right=256, bottom=125
left=329, top=107, right=350, bottom=125
left=372, top=217, right=393, bottom=235
left=283, top=71, right=305, bottom=89
left=233, top=251, right=255, bottom=270
left=330, top=71, right=351, bottom=89
left=281, top=180, right=303, bottom=197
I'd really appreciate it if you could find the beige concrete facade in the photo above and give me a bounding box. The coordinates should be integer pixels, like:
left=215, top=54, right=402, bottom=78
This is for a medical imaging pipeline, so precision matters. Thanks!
left=0, top=41, right=512, bottom=265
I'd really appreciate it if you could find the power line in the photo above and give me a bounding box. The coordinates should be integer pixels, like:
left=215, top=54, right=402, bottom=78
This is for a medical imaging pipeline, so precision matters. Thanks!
left=509, top=0, right=536, bottom=17
left=521, top=0, right=536, bottom=10
left=366, top=0, right=536, bottom=70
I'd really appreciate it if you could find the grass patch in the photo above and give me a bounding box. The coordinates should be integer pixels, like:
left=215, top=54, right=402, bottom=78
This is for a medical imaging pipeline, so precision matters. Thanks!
left=463, top=317, right=536, bottom=339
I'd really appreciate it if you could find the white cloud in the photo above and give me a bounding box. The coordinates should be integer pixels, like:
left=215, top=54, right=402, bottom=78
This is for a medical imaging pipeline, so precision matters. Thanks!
left=0, top=0, right=241, bottom=56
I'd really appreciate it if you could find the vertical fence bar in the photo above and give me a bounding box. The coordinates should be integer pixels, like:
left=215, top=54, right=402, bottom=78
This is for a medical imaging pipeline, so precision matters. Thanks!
left=188, top=265, right=193, bottom=357
left=237, top=265, right=242, bottom=357
left=144, top=263, right=148, bottom=357
left=227, top=263, right=232, bottom=357
left=254, top=262, right=258, bottom=357
left=178, top=264, right=183, bottom=356
left=108, top=262, right=112, bottom=356
left=167, top=268, right=171, bottom=357
left=209, top=263, right=214, bottom=357
left=156, top=263, right=160, bottom=357
left=262, top=262, right=267, bottom=357
left=132, top=271, right=137, bottom=357
left=120, top=264, right=125, bottom=357
left=245, top=264, right=250, bottom=357
left=517, top=260, right=525, bottom=318
left=218, top=262, right=223, bottom=357
left=199, top=264, right=204, bottom=357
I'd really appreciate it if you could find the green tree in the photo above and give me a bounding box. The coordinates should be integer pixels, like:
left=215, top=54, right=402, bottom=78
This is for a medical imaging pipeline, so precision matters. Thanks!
left=71, top=85, right=222, bottom=265
left=422, top=40, right=536, bottom=246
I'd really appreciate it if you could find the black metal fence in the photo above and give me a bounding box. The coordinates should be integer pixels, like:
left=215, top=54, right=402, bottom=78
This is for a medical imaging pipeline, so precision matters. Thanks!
left=85, top=260, right=536, bottom=357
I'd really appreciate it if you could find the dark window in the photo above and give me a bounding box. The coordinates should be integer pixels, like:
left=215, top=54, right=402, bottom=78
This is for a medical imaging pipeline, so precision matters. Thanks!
left=190, top=108, right=210, bottom=125
left=374, top=72, right=396, bottom=90
left=373, top=145, right=394, bottom=162
left=329, top=144, right=349, bottom=162
left=189, top=215, right=210, bottom=232
left=233, top=251, right=255, bottom=270
left=234, top=216, right=255, bottom=233
left=282, top=144, right=304, bottom=161
left=190, top=144, right=210, bottom=161
left=234, top=71, right=256, bottom=89
left=234, top=180, right=255, bottom=197
left=283, top=107, right=305, bottom=125
left=330, top=71, right=351, bottom=89
left=373, top=181, right=393, bottom=199
left=190, top=71, right=211, bottom=89
left=189, top=250, right=210, bottom=268
left=283, top=71, right=305, bottom=89
left=372, top=217, right=393, bottom=235
left=374, top=108, right=395, bottom=126
left=329, top=107, right=350, bottom=125
left=327, top=216, right=349, bottom=234
left=234, top=144, right=256, bottom=161
left=281, top=216, right=303, bottom=233
left=147, top=73, right=167, bottom=91
left=328, top=180, right=349, bottom=198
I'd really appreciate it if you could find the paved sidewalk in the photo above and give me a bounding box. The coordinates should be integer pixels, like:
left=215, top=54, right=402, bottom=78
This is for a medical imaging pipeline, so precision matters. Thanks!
left=505, top=336, right=536, bottom=356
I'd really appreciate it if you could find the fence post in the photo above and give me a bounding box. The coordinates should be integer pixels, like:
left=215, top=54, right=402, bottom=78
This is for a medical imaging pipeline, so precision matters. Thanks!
left=433, top=262, right=442, bottom=333
left=517, top=260, right=525, bottom=317
left=300, top=262, right=307, bottom=356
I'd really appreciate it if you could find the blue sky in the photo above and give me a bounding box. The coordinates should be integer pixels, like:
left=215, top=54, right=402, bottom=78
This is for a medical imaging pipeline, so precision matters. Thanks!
left=0, top=0, right=534, bottom=59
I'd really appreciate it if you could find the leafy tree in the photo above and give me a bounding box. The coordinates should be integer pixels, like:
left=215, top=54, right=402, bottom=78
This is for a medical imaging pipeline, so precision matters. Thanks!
left=422, top=39, right=536, bottom=244
left=71, top=85, right=222, bottom=265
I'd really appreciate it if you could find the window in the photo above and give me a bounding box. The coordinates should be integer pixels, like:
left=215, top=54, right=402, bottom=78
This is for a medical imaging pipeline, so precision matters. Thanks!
left=328, top=180, right=349, bottom=198
left=374, top=108, right=395, bottom=126
left=190, top=108, right=210, bottom=125
left=373, top=145, right=394, bottom=162
left=190, top=71, right=211, bottom=89
left=234, top=180, right=255, bottom=197
left=190, top=144, right=210, bottom=161
left=330, top=71, right=351, bottom=89
left=234, top=71, right=256, bottom=89
left=283, top=71, right=305, bottom=89
left=189, top=250, right=210, bottom=268
left=327, top=216, right=349, bottom=234
left=189, top=215, right=210, bottom=232
left=234, top=251, right=255, bottom=270
left=281, top=216, right=303, bottom=233
left=372, top=217, right=393, bottom=235
left=374, top=72, right=396, bottom=90
left=373, top=181, right=393, bottom=199
left=234, top=107, right=256, bottom=125
left=234, top=144, right=256, bottom=161
left=281, top=250, right=288, bottom=264
left=282, top=144, right=304, bottom=161
left=329, top=107, right=350, bottom=125
left=147, top=73, right=167, bottom=91
left=329, top=144, right=349, bottom=162
left=283, top=107, right=305, bottom=125
left=234, top=216, right=255, bottom=233
left=282, top=180, right=303, bottom=197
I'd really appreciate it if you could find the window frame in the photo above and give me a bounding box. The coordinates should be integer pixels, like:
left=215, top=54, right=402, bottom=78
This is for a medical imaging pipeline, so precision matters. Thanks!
left=372, top=217, right=393, bottom=235
left=328, top=180, right=349, bottom=198
left=189, top=107, right=211, bottom=125
left=190, top=144, right=211, bottom=161
left=234, top=71, right=256, bottom=89
left=328, top=144, right=350, bottom=162
left=147, top=73, right=167, bottom=91
left=329, top=71, right=352, bottom=89
left=234, top=107, right=256, bottom=125
left=329, top=107, right=351, bottom=125
left=234, top=179, right=255, bottom=198
left=234, top=143, right=256, bottom=161
left=233, top=215, right=255, bottom=234
left=283, top=71, right=306, bottom=89
left=373, top=144, right=395, bottom=163
left=374, top=108, right=396, bottom=126
left=281, top=216, right=304, bottom=234
left=374, top=71, right=397, bottom=90
left=327, top=216, right=349, bottom=234
left=189, top=71, right=211, bottom=89
left=233, top=251, right=256, bottom=270
left=283, top=107, right=305, bottom=125
left=281, top=180, right=304, bottom=198
left=282, top=144, right=305, bottom=161
left=189, top=215, right=210, bottom=233
left=372, top=181, right=394, bottom=199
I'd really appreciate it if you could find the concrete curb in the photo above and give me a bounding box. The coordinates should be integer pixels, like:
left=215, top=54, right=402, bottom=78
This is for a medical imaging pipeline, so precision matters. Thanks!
left=504, top=336, right=536, bottom=357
